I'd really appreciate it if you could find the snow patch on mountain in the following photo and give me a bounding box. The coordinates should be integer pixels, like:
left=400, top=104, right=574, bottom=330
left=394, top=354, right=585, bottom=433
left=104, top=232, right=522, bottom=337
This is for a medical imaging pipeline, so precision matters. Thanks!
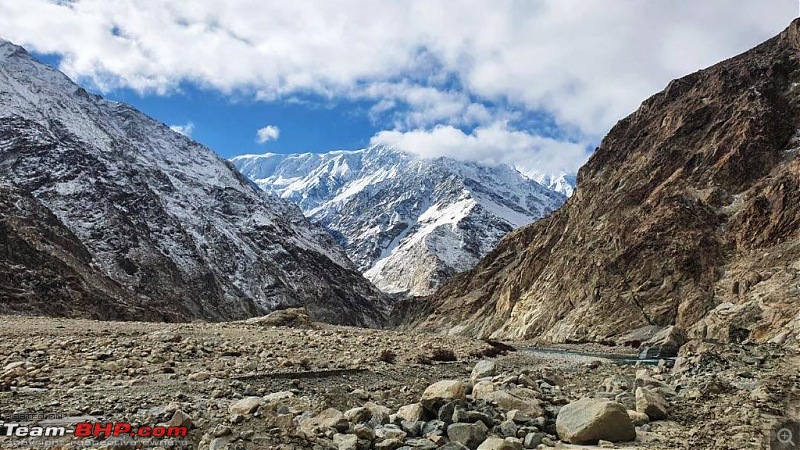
left=0, top=38, right=387, bottom=325
left=519, top=169, right=578, bottom=197
left=232, top=146, right=566, bottom=296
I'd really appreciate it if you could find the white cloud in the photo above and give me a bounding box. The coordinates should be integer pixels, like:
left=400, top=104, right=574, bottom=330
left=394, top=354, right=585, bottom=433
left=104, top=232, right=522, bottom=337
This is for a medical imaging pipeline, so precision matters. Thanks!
left=169, top=121, right=194, bottom=137
left=0, top=0, right=792, bottom=171
left=256, top=125, right=280, bottom=144
left=371, top=123, right=589, bottom=175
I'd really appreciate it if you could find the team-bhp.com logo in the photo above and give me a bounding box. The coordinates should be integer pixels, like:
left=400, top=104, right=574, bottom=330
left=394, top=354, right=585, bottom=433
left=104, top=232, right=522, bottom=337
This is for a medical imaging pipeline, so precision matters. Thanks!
left=1, top=422, right=188, bottom=438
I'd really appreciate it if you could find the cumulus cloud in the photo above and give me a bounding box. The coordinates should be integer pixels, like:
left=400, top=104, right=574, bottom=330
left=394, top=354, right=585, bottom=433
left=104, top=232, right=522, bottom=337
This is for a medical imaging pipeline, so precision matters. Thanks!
left=0, top=0, right=791, bottom=171
left=169, top=121, right=194, bottom=137
left=256, top=125, right=280, bottom=144
left=371, top=123, right=590, bottom=175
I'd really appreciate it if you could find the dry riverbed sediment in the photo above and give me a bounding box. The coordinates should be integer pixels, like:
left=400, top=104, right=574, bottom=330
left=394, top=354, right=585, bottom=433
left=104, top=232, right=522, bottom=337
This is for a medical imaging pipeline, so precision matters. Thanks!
left=0, top=312, right=797, bottom=449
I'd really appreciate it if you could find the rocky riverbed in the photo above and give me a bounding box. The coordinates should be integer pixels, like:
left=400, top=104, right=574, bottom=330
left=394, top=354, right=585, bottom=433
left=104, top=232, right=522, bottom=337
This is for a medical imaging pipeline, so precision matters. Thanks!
left=0, top=312, right=797, bottom=449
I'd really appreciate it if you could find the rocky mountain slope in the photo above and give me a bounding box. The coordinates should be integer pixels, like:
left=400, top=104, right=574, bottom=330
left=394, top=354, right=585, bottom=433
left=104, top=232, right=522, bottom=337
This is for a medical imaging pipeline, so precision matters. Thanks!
left=405, top=20, right=800, bottom=346
left=232, top=147, right=565, bottom=296
left=0, top=39, right=387, bottom=326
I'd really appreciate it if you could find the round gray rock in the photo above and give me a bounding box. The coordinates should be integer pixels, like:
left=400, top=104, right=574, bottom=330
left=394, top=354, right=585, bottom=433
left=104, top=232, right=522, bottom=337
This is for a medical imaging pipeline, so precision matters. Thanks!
left=555, top=398, right=636, bottom=444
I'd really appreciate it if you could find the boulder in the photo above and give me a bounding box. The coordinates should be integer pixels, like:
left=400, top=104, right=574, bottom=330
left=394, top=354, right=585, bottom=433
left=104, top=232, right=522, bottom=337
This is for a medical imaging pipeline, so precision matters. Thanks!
left=472, top=381, right=496, bottom=399
left=376, top=425, right=407, bottom=439
left=480, top=388, right=544, bottom=418
left=476, top=437, right=523, bottom=450
left=345, top=406, right=372, bottom=424
left=627, top=410, right=649, bottom=425
left=397, top=403, right=426, bottom=423
left=439, top=442, right=470, bottom=450
left=403, top=438, right=439, bottom=449
left=638, top=326, right=687, bottom=358
left=420, top=380, right=466, bottom=412
left=555, top=398, right=636, bottom=444
left=635, top=387, right=669, bottom=420
left=447, top=421, right=488, bottom=449
left=228, top=397, right=263, bottom=415
left=300, top=408, right=349, bottom=434
left=471, top=360, right=497, bottom=381
left=375, top=438, right=404, bottom=450
left=333, top=433, right=358, bottom=450
left=498, top=420, right=517, bottom=438
left=167, top=409, right=193, bottom=428
left=505, top=409, right=532, bottom=424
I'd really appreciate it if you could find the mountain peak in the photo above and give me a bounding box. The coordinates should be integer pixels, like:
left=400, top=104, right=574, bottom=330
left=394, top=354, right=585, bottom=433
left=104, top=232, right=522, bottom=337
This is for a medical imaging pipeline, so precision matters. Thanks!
left=0, top=36, right=388, bottom=326
left=232, top=146, right=566, bottom=296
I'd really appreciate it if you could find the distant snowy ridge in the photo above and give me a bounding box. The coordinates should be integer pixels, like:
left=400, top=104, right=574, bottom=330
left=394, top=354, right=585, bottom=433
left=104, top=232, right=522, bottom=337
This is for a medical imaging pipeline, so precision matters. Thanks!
left=518, top=169, right=578, bottom=197
left=232, top=146, right=566, bottom=296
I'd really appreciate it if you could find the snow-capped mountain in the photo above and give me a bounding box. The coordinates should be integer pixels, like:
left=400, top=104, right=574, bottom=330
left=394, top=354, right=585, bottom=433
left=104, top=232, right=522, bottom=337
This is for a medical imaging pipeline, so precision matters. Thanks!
left=0, top=39, right=387, bottom=326
left=232, top=146, right=566, bottom=296
left=518, top=170, right=577, bottom=197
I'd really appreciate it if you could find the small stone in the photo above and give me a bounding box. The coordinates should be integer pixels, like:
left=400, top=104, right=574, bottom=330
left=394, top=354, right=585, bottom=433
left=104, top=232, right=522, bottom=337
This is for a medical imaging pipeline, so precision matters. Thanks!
left=211, top=425, right=231, bottom=437
left=188, top=371, right=212, bottom=382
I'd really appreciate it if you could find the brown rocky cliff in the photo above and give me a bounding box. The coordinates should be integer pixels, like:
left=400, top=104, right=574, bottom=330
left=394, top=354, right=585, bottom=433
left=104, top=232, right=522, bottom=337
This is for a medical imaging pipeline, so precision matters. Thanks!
left=405, top=20, right=800, bottom=346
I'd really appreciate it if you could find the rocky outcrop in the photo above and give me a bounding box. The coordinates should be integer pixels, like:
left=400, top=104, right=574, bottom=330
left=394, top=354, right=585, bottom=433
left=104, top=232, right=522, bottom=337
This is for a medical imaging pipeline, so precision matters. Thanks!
left=405, top=20, right=800, bottom=346
left=0, top=39, right=387, bottom=326
left=0, top=183, right=159, bottom=320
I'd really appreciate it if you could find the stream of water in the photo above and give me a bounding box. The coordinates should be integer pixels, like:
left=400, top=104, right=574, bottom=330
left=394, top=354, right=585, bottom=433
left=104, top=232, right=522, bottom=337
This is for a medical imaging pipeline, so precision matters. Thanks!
left=521, top=346, right=672, bottom=366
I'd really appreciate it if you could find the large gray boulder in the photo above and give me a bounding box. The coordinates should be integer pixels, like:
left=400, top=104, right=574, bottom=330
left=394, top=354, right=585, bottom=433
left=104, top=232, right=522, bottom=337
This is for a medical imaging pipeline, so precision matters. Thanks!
left=447, top=421, right=488, bottom=449
left=555, top=398, right=636, bottom=444
left=635, top=387, right=669, bottom=420
left=476, top=437, right=523, bottom=450
left=476, top=387, right=544, bottom=418
left=470, top=360, right=497, bottom=381
left=420, top=380, right=466, bottom=412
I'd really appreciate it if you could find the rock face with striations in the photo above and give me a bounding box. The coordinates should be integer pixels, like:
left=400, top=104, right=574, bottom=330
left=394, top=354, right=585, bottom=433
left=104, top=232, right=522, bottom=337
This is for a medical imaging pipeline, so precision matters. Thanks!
left=0, top=39, right=387, bottom=326
left=405, top=20, right=800, bottom=346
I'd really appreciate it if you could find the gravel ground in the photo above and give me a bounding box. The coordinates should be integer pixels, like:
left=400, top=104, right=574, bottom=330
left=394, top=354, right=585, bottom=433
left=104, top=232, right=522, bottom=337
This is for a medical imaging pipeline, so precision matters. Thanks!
left=0, top=315, right=797, bottom=449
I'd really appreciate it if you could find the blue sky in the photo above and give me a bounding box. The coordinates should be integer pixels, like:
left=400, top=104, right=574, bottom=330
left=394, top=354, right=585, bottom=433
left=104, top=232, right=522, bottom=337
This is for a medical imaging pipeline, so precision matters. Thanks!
left=4, top=1, right=792, bottom=174
left=34, top=53, right=383, bottom=157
